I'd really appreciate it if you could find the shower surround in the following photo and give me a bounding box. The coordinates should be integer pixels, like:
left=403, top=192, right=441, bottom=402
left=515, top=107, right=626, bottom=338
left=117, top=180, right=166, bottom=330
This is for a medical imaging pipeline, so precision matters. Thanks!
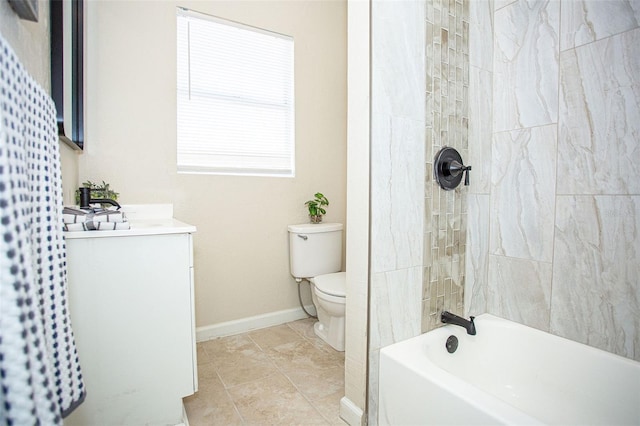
left=369, top=0, right=639, bottom=423
left=466, top=0, right=640, bottom=362
left=368, top=0, right=468, bottom=422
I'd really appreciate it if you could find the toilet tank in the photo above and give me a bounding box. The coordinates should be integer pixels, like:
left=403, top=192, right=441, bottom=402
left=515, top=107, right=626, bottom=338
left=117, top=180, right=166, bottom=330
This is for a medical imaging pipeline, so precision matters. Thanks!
left=288, top=223, right=343, bottom=279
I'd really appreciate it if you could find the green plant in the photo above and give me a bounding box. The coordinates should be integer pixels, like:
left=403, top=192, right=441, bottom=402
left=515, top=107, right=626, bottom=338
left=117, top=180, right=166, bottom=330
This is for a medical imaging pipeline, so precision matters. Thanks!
left=304, top=192, right=329, bottom=221
left=75, top=180, right=119, bottom=205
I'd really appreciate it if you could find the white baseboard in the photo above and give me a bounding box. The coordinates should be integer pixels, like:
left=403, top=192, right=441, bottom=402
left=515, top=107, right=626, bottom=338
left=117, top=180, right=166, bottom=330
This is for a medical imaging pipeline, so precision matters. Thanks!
left=196, top=305, right=316, bottom=342
left=340, top=396, right=364, bottom=426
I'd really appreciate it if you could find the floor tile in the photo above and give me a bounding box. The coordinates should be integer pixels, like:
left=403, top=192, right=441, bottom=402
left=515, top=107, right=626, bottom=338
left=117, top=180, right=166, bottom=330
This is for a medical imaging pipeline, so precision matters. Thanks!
left=201, top=334, right=258, bottom=360
left=215, top=350, right=279, bottom=388
left=186, top=319, right=344, bottom=425
left=227, top=372, right=328, bottom=425
left=184, top=375, right=243, bottom=425
left=266, top=340, right=344, bottom=372
left=312, top=390, right=348, bottom=425
left=248, top=324, right=304, bottom=350
left=287, top=318, right=318, bottom=339
left=284, top=365, right=345, bottom=401
left=196, top=344, right=209, bottom=365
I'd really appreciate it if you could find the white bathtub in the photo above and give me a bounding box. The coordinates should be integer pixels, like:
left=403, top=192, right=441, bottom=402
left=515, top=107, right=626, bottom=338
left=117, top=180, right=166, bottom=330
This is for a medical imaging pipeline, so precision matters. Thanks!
left=379, top=314, right=640, bottom=425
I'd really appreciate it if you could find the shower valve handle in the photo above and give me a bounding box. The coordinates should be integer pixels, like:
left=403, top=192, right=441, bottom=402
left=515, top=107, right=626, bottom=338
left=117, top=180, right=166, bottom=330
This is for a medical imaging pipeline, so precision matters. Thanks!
left=448, top=160, right=472, bottom=186
left=434, top=147, right=472, bottom=190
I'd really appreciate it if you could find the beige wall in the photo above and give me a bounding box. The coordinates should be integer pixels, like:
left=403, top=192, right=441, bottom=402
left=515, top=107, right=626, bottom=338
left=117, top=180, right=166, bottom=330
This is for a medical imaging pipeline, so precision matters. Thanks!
left=1, top=1, right=79, bottom=203
left=1, top=0, right=50, bottom=89
left=80, top=1, right=347, bottom=328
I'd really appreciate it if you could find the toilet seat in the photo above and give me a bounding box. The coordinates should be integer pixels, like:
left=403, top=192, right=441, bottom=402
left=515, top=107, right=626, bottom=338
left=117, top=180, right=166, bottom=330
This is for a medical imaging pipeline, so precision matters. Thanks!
left=311, top=272, right=345, bottom=297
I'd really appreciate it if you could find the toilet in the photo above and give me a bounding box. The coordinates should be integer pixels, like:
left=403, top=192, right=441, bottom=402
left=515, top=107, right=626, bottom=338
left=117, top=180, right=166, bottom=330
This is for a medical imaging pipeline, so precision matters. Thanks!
left=288, top=223, right=346, bottom=351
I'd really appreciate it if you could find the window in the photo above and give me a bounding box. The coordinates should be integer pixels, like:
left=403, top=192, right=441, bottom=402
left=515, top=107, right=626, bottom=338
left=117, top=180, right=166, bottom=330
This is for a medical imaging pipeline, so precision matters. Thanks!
left=176, top=8, right=295, bottom=177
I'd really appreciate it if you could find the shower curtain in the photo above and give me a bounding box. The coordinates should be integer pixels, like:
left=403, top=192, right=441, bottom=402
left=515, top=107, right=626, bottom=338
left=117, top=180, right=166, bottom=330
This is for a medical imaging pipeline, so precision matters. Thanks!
left=0, top=35, right=85, bottom=424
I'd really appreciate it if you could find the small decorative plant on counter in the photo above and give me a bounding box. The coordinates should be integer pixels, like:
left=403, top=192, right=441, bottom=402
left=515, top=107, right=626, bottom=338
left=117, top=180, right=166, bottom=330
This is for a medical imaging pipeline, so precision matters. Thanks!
left=305, top=192, right=329, bottom=224
left=75, top=180, right=119, bottom=208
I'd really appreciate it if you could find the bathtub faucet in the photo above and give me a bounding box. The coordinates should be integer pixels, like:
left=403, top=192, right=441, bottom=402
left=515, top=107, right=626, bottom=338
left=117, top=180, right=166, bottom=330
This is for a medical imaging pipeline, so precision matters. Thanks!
left=441, top=311, right=476, bottom=335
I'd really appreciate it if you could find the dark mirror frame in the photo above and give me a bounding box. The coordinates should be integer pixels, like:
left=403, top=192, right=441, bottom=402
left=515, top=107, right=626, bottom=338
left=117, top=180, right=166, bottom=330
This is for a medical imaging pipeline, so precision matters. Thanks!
left=8, top=0, right=39, bottom=22
left=51, top=0, right=84, bottom=150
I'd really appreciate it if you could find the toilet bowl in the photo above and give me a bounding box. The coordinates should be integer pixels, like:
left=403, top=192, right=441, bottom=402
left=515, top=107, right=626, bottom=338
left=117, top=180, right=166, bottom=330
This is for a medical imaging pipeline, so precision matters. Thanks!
left=310, top=272, right=346, bottom=351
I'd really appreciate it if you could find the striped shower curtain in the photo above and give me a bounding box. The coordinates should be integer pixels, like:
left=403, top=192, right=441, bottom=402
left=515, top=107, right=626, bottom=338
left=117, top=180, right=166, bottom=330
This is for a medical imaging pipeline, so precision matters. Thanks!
left=0, top=35, right=85, bottom=424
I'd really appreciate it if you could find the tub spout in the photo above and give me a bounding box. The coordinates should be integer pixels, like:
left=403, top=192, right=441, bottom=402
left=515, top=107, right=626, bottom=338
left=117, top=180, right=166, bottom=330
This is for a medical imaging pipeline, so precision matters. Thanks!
left=441, top=311, right=476, bottom=335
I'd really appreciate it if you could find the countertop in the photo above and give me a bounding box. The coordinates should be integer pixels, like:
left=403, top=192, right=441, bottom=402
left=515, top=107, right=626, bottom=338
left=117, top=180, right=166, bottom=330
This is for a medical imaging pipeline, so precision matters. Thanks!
left=63, top=204, right=197, bottom=239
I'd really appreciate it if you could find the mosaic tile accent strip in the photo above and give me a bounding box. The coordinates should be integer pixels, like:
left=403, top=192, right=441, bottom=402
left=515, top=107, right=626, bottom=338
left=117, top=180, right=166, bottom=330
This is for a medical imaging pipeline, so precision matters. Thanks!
left=423, top=0, right=470, bottom=333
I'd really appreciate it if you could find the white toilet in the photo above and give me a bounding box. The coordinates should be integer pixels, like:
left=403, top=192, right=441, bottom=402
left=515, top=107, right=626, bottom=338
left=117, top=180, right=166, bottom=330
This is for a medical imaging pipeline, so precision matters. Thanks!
left=288, top=223, right=346, bottom=351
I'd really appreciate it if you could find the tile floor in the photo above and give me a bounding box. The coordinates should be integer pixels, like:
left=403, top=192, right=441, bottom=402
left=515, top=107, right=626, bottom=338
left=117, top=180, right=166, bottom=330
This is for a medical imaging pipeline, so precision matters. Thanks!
left=184, top=318, right=347, bottom=425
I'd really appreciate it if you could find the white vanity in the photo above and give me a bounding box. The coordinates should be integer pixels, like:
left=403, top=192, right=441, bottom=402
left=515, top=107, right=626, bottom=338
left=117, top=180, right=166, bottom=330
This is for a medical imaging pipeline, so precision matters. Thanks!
left=64, top=205, right=197, bottom=425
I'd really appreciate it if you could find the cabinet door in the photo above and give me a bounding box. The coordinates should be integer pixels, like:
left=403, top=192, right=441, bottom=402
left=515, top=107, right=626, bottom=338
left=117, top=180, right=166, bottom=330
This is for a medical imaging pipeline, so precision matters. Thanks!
left=65, top=233, right=194, bottom=425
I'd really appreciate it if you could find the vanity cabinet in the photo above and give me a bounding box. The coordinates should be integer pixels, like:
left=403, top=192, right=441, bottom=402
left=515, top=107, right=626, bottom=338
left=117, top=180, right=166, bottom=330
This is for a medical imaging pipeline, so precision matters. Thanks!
left=64, top=228, right=197, bottom=425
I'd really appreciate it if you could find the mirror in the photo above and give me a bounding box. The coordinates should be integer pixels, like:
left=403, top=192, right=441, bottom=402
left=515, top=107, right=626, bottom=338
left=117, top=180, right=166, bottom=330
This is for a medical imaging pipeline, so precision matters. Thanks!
left=50, top=0, right=84, bottom=150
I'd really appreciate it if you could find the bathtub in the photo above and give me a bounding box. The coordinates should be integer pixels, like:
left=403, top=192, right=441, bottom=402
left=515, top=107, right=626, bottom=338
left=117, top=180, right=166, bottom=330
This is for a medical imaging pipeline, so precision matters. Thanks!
left=379, top=314, right=640, bottom=425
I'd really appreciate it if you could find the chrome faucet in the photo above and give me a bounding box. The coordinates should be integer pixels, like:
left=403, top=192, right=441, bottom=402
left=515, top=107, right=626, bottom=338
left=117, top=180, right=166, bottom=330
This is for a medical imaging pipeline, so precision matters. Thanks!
left=441, top=311, right=476, bottom=335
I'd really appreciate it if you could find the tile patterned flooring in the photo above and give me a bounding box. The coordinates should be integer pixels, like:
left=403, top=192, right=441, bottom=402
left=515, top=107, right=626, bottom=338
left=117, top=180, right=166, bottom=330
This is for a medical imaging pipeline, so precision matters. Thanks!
left=184, top=318, right=346, bottom=425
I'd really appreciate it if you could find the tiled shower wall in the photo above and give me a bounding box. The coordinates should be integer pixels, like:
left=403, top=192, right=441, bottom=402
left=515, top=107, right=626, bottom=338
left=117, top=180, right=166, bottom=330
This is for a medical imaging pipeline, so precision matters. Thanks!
left=368, top=0, right=425, bottom=422
left=466, top=0, right=640, bottom=361
left=368, top=0, right=469, bottom=423
left=422, top=0, right=470, bottom=332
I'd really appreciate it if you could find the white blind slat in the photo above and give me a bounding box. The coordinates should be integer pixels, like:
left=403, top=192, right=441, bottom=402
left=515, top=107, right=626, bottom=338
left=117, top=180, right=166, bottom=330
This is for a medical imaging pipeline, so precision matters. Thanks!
left=176, top=8, right=295, bottom=177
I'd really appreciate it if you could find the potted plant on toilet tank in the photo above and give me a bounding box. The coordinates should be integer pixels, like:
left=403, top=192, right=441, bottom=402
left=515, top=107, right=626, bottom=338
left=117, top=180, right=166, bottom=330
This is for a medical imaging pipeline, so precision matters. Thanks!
left=305, top=192, right=329, bottom=224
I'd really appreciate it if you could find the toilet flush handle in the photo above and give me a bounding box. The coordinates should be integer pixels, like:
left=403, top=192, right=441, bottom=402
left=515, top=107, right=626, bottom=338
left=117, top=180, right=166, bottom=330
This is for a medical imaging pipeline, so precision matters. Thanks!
left=298, top=234, right=308, bottom=241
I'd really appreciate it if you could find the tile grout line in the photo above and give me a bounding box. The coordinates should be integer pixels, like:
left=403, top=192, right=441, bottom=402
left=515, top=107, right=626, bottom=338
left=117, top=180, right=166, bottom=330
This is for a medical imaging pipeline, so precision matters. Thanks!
left=192, top=320, right=342, bottom=425
left=282, top=321, right=341, bottom=425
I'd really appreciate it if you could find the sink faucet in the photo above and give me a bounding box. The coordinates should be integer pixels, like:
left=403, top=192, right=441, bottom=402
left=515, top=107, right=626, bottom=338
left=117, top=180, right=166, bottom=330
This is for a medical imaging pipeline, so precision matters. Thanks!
left=441, top=311, right=476, bottom=335
left=79, top=187, right=121, bottom=210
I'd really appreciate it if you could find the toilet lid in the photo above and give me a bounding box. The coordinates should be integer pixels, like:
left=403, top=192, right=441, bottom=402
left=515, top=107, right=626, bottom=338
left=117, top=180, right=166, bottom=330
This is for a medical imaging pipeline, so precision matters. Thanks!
left=312, top=272, right=346, bottom=297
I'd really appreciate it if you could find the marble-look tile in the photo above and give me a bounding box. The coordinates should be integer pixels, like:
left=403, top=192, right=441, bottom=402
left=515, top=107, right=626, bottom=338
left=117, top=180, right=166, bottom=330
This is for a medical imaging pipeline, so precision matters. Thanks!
left=493, top=0, right=559, bottom=131
left=558, top=28, right=640, bottom=195
left=311, top=390, right=347, bottom=425
left=490, top=125, right=556, bottom=262
left=371, top=0, right=425, bottom=121
left=469, top=0, right=493, bottom=71
left=468, top=65, right=492, bottom=194
left=184, top=370, right=243, bottom=426
left=465, top=194, right=489, bottom=317
left=283, top=365, right=344, bottom=401
left=560, top=0, right=640, bottom=51
left=184, top=388, right=243, bottom=426
left=286, top=317, right=317, bottom=340
left=214, top=352, right=278, bottom=388
left=227, top=373, right=327, bottom=425
left=287, top=318, right=332, bottom=356
left=370, top=115, right=425, bottom=273
left=200, top=334, right=256, bottom=359
left=196, top=343, right=209, bottom=366
left=551, top=196, right=640, bottom=361
left=265, top=339, right=343, bottom=373
left=487, top=255, right=552, bottom=331
left=248, top=324, right=304, bottom=350
left=494, top=0, right=516, bottom=10
left=202, top=335, right=279, bottom=388
left=369, top=267, right=423, bottom=351
left=195, top=360, right=220, bottom=383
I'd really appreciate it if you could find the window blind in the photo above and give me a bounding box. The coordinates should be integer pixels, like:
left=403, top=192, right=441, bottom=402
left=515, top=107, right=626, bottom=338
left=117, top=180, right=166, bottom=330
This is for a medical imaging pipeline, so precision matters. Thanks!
left=176, top=8, right=295, bottom=176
